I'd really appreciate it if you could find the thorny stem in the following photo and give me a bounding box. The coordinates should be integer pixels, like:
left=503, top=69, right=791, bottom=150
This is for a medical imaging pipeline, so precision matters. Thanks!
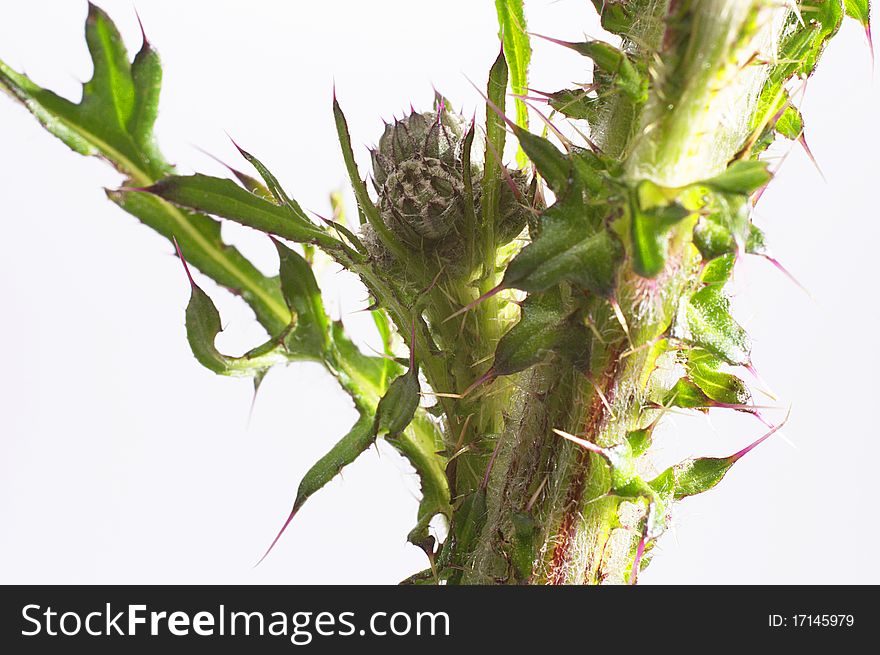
left=457, top=0, right=789, bottom=584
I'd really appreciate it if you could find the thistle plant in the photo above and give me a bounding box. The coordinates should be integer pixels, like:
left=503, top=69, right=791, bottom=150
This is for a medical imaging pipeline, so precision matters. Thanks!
left=0, top=0, right=870, bottom=584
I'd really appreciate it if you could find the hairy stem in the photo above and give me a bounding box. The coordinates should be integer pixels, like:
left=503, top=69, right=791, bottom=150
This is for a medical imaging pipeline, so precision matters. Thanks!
left=457, top=0, right=789, bottom=585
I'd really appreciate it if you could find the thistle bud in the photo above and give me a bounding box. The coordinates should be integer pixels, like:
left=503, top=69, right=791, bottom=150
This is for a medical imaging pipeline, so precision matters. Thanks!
left=369, top=103, right=534, bottom=257
left=371, top=109, right=467, bottom=188
left=381, top=157, right=465, bottom=244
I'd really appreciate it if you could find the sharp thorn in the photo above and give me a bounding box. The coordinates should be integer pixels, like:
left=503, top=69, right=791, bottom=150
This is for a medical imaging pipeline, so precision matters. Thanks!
left=172, top=236, right=197, bottom=289
left=254, top=508, right=299, bottom=567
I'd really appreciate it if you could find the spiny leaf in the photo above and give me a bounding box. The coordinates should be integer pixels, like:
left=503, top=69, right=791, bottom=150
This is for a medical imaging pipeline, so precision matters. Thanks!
left=482, top=49, right=509, bottom=242
left=512, top=126, right=570, bottom=193
left=371, top=309, right=395, bottom=392
left=450, top=490, right=487, bottom=560
left=510, top=511, right=539, bottom=581
left=775, top=105, right=804, bottom=140
left=698, top=161, right=771, bottom=196
left=750, top=0, right=844, bottom=148
left=333, top=95, right=408, bottom=263
left=177, top=248, right=288, bottom=376
left=258, top=413, right=376, bottom=565
left=388, top=415, right=452, bottom=548
left=0, top=5, right=167, bottom=181
left=129, top=21, right=163, bottom=161
left=184, top=278, right=230, bottom=375
left=328, top=321, right=401, bottom=412
left=107, top=189, right=290, bottom=335
left=546, top=88, right=598, bottom=122
left=0, top=9, right=290, bottom=336
left=784, top=1, right=844, bottom=79
left=692, top=193, right=750, bottom=260
left=588, top=0, right=652, bottom=36
left=745, top=223, right=769, bottom=256
left=230, top=167, right=275, bottom=201
left=700, top=254, right=736, bottom=286
left=373, top=310, right=393, bottom=356
left=626, top=427, right=654, bottom=459
left=554, top=38, right=647, bottom=103
left=502, top=191, right=623, bottom=296
left=693, top=215, right=736, bottom=261
left=232, top=142, right=311, bottom=223
left=493, top=287, right=589, bottom=376
left=663, top=378, right=712, bottom=409
left=649, top=421, right=782, bottom=500
left=668, top=457, right=733, bottom=499
left=274, top=240, right=330, bottom=356
left=629, top=190, right=690, bottom=278
left=145, top=175, right=335, bottom=247
left=686, top=349, right=751, bottom=406
left=682, top=285, right=751, bottom=366
left=844, top=0, right=872, bottom=25
left=374, top=368, right=421, bottom=437
left=495, top=0, right=531, bottom=167
left=83, top=3, right=134, bottom=126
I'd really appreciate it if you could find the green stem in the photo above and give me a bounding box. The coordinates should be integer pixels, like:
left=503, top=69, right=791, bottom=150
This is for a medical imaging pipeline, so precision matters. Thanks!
left=455, top=0, right=789, bottom=585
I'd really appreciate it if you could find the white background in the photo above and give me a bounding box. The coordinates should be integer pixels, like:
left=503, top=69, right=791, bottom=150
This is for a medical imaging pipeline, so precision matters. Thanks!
left=0, top=0, right=877, bottom=584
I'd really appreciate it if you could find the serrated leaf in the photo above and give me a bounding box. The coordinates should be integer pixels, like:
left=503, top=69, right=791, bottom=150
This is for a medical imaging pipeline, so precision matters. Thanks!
left=0, top=9, right=291, bottom=336
left=844, top=0, right=872, bottom=25
left=547, top=88, right=598, bottom=122
left=145, top=174, right=335, bottom=247
left=0, top=5, right=167, bottom=182
left=503, top=191, right=623, bottom=296
left=183, top=274, right=288, bottom=376
left=274, top=240, right=329, bottom=356
left=481, top=49, right=509, bottom=241
left=629, top=192, right=691, bottom=278
left=559, top=39, right=647, bottom=103
left=129, top=28, right=163, bottom=161
left=692, top=193, right=750, bottom=260
left=333, top=96, right=408, bottom=263
left=328, top=321, right=401, bottom=412
left=109, top=190, right=290, bottom=335
left=495, top=0, right=531, bottom=167
left=374, top=368, right=421, bottom=436
left=512, top=126, right=570, bottom=193
left=663, top=378, right=712, bottom=409
left=258, top=412, right=377, bottom=563
left=588, top=0, right=652, bottom=36
left=700, top=253, right=736, bottom=285
left=686, top=349, right=751, bottom=405
left=698, top=161, right=771, bottom=195
left=510, top=511, right=539, bottom=581
left=493, top=288, right=589, bottom=376
left=745, top=223, right=769, bottom=256
left=775, top=105, right=804, bottom=140
left=683, top=285, right=751, bottom=366
left=388, top=414, right=452, bottom=548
